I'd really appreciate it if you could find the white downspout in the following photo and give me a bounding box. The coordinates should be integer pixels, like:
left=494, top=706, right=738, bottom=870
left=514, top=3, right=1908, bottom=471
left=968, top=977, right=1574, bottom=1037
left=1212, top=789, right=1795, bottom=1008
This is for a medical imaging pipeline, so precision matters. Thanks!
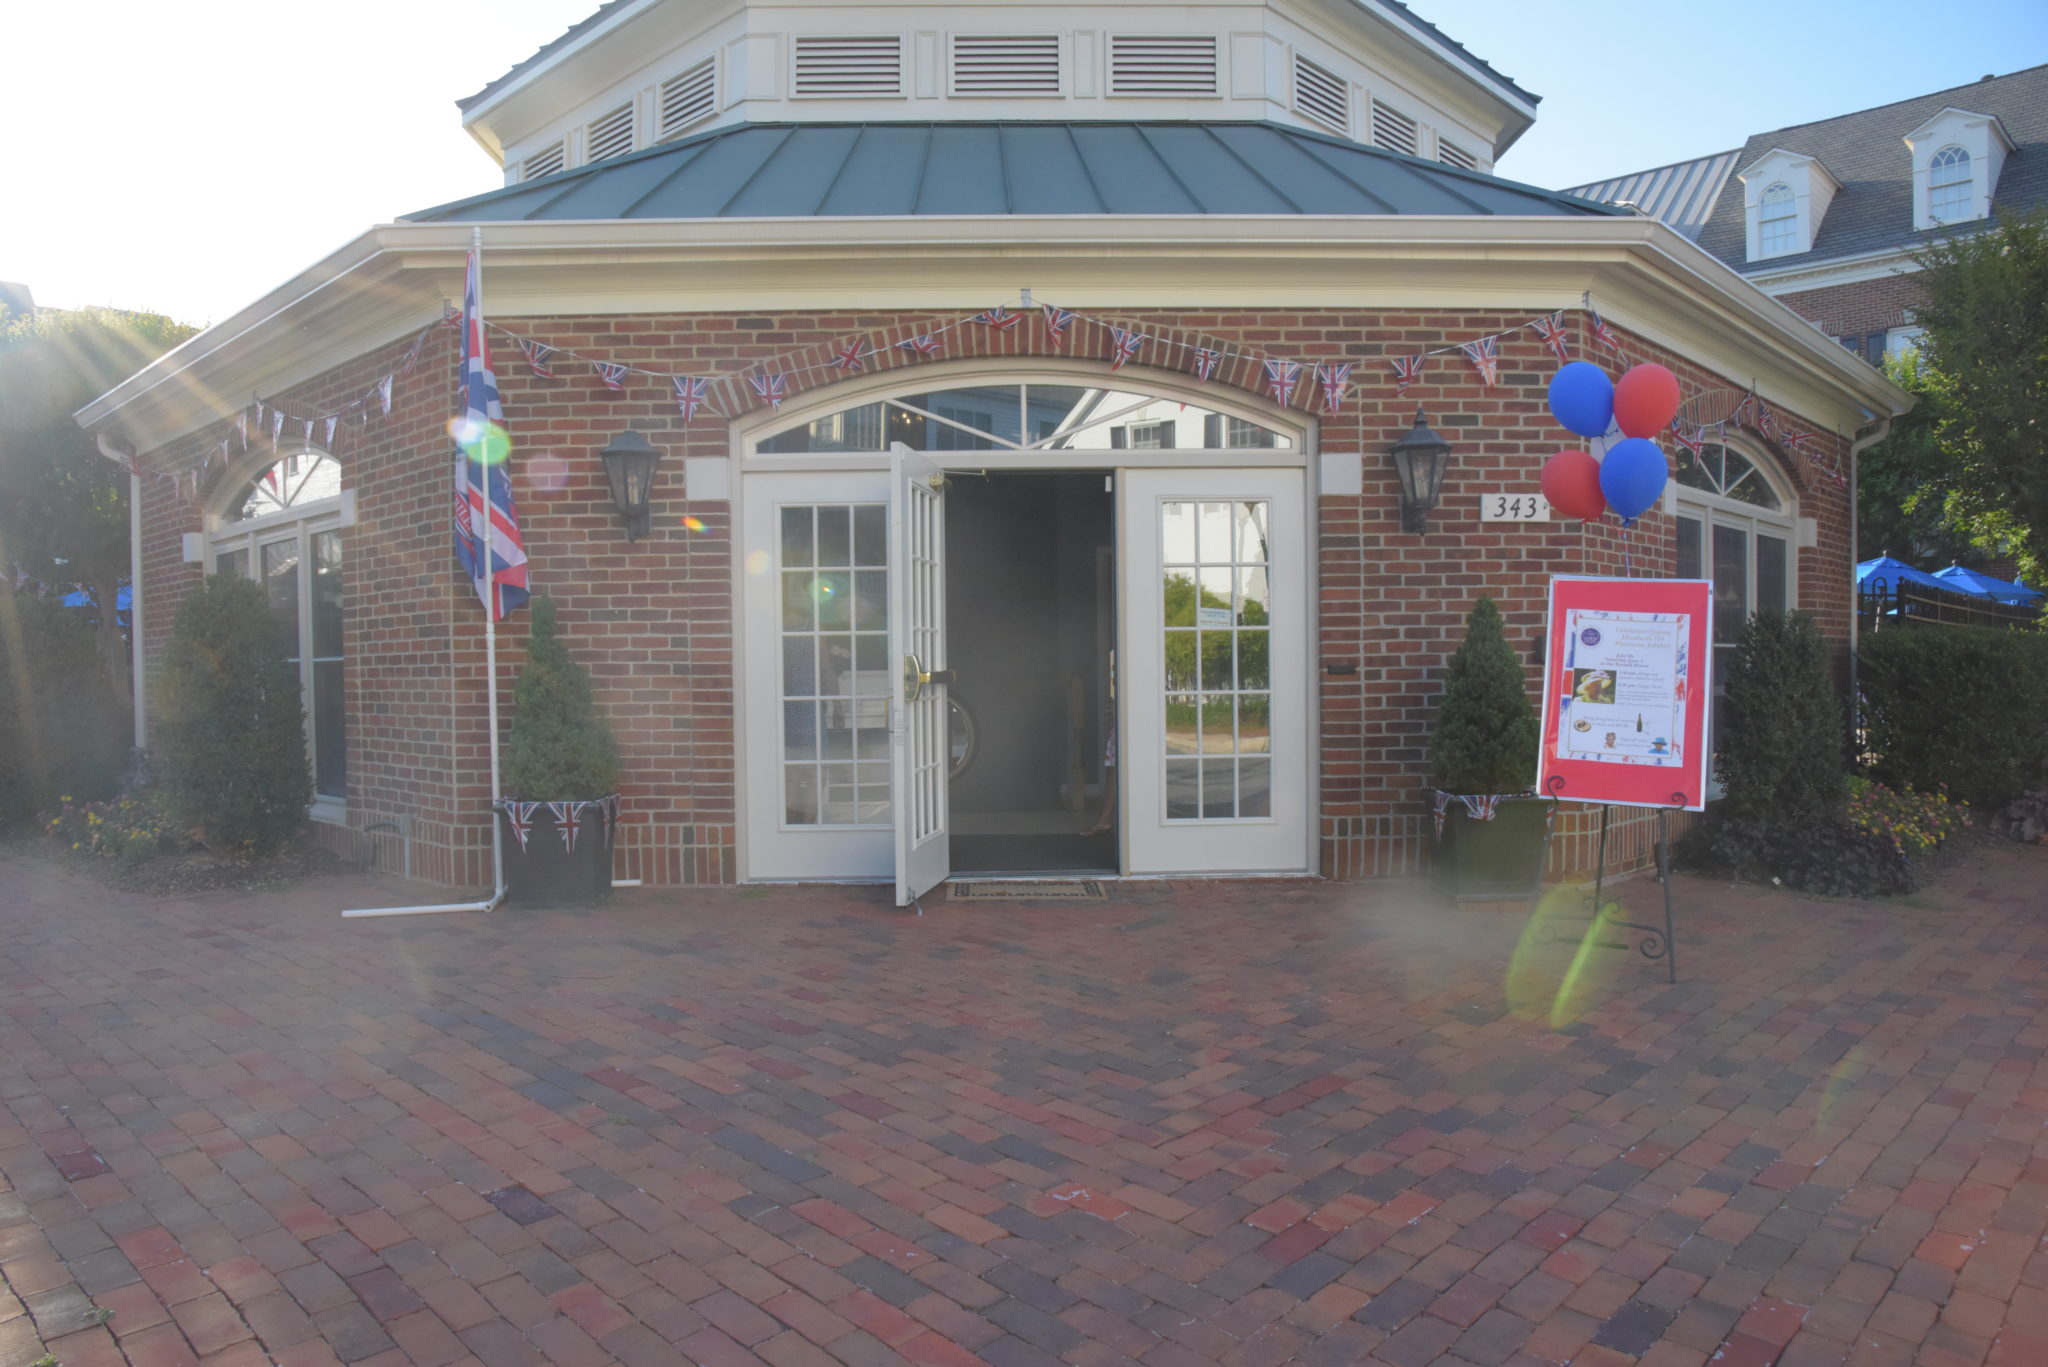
left=1846, top=413, right=1893, bottom=719
left=97, top=432, right=147, bottom=750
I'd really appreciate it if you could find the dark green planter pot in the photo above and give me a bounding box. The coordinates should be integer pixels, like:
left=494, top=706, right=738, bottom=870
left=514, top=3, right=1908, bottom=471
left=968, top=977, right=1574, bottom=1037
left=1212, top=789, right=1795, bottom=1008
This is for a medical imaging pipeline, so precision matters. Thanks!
left=1433, top=795, right=1553, bottom=903
left=499, top=799, right=615, bottom=907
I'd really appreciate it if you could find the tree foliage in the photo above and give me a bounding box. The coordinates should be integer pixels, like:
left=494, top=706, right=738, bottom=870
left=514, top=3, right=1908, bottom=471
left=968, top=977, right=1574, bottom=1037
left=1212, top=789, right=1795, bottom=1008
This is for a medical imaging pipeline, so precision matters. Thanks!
left=0, top=306, right=198, bottom=706
left=1429, top=596, right=1538, bottom=795
left=1716, top=610, right=1846, bottom=829
left=0, top=588, right=127, bottom=828
left=157, top=576, right=311, bottom=855
left=1860, top=207, right=2048, bottom=582
left=501, top=597, right=621, bottom=800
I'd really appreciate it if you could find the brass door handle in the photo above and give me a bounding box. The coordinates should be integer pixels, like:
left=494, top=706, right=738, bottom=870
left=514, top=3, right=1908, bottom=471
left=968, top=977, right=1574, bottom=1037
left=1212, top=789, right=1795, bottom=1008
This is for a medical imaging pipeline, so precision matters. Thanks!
left=903, top=655, right=955, bottom=702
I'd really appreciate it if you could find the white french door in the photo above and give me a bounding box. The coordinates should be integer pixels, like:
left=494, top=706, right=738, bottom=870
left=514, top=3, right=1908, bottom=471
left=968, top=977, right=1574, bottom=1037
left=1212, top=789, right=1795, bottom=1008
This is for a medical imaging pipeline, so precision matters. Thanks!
left=890, top=445, right=951, bottom=905
left=1120, top=469, right=1309, bottom=874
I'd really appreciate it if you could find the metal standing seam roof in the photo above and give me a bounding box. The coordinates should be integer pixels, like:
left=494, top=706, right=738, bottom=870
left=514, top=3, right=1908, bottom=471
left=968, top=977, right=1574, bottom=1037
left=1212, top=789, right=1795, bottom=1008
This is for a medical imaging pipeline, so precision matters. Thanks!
left=1562, top=150, right=1740, bottom=242
left=404, top=121, right=1623, bottom=223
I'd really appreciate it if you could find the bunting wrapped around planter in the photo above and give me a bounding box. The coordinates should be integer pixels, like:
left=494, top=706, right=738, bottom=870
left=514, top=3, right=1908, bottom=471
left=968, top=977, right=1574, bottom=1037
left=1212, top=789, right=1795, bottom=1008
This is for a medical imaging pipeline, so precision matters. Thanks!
left=499, top=799, right=536, bottom=851
left=1432, top=789, right=1512, bottom=838
left=548, top=801, right=581, bottom=852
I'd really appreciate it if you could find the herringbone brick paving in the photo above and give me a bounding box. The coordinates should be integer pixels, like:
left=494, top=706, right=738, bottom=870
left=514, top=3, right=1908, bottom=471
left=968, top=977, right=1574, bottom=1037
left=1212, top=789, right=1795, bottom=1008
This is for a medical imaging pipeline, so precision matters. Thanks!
left=2, top=844, right=2046, bottom=1367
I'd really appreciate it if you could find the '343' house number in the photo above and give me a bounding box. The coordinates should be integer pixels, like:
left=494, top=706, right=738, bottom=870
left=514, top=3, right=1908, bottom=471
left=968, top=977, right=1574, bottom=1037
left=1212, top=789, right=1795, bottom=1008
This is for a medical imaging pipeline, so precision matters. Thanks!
left=1478, top=493, right=1552, bottom=522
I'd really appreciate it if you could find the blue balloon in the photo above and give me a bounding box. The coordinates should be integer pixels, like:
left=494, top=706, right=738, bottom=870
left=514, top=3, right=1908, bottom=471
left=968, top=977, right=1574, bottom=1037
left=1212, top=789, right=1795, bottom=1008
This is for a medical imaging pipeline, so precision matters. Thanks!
left=1547, top=362, right=1615, bottom=439
left=1599, top=437, right=1669, bottom=525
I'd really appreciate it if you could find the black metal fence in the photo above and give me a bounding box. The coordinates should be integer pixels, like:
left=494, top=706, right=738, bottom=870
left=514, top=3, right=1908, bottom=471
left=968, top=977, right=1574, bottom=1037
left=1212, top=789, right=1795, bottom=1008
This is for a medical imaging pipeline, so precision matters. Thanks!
left=1858, top=577, right=2042, bottom=633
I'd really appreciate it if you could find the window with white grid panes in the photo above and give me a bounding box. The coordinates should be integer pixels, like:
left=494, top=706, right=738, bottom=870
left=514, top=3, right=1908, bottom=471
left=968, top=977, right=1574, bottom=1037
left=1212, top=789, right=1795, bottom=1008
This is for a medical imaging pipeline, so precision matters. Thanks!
left=779, top=503, right=891, bottom=826
left=1160, top=500, right=1272, bottom=820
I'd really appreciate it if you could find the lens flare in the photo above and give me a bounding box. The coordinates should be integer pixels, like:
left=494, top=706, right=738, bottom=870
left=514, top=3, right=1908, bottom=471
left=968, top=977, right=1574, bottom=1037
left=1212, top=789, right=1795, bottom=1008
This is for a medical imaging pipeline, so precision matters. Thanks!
left=527, top=453, right=570, bottom=491
left=1503, top=885, right=1621, bottom=1028
left=744, top=550, right=771, bottom=576
left=682, top=516, right=706, bottom=533
left=449, top=415, right=512, bottom=466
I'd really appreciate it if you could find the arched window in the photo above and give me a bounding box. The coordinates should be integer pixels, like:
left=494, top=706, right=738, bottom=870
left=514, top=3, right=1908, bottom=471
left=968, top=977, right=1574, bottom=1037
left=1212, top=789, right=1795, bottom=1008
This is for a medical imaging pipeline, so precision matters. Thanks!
left=1758, top=183, right=1797, bottom=256
left=207, top=449, right=350, bottom=812
left=1928, top=145, right=1972, bottom=223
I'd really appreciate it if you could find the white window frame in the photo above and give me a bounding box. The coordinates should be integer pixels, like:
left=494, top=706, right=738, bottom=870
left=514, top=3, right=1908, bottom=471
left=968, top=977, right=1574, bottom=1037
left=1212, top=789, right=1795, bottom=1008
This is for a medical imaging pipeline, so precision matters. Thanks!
left=1926, top=145, right=1972, bottom=225
left=205, top=449, right=354, bottom=825
left=1757, top=183, right=1797, bottom=257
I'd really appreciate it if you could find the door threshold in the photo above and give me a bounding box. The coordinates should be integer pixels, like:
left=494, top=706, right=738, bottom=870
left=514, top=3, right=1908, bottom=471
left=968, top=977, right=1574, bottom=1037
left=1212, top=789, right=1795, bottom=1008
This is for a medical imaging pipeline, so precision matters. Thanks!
left=948, top=869, right=1119, bottom=882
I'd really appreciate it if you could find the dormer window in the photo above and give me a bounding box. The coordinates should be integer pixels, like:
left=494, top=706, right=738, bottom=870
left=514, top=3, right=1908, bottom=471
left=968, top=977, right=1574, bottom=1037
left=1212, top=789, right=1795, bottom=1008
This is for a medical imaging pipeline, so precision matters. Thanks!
left=1758, top=184, right=1796, bottom=255
left=1927, top=146, right=1972, bottom=223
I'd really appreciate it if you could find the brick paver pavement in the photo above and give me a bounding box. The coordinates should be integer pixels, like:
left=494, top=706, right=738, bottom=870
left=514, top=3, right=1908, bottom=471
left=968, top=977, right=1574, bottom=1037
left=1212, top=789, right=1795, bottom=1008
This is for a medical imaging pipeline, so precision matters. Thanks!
left=3, top=843, right=2047, bottom=1367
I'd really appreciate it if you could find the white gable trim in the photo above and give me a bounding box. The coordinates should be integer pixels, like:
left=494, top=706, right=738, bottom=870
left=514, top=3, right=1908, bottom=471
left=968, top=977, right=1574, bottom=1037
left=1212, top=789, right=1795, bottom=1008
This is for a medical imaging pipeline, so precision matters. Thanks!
left=1737, top=147, right=1842, bottom=262
left=1902, top=107, right=2015, bottom=231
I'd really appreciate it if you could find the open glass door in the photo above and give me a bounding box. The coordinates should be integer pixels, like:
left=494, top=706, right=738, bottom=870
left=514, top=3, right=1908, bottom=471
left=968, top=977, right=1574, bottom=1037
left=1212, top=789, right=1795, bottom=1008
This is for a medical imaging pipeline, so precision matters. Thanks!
left=890, top=443, right=950, bottom=906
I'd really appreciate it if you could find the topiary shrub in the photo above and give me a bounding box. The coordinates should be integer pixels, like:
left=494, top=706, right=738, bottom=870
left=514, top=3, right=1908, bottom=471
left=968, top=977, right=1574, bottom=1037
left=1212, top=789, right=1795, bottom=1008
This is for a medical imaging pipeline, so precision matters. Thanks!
left=1859, top=628, right=2048, bottom=811
left=1716, top=610, right=1846, bottom=829
left=501, top=596, right=619, bottom=800
left=1429, top=596, right=1538, bottom=794
left=157, top=576, right=310, bottom=855
left=0, top=591, right=127, bottom=828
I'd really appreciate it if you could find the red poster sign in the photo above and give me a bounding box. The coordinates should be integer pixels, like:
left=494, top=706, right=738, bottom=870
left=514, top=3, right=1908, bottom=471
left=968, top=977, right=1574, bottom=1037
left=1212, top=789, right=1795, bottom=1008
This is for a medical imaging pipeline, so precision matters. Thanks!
left=1537, top=576, right=1713, bottom=811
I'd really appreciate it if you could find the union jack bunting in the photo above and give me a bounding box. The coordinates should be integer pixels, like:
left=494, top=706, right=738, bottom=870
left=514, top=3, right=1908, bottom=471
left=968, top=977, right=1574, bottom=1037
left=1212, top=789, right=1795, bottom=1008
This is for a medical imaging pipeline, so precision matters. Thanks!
left=1041, top=306, right=1076, bottom=347
left=499, top=800, right=535, bottom=851
left=751, top=373, right=788, bottom=410
left=233, top=411, right=248, bottom=449
left=324, top=416, right=338, bottom=446
left=378, top=376, right=394, bottom=414
left=1755, top=401, right=1777, bottom=438
left=1777, top=426, right=1811, bottom=449
left=1262, top=358, right=1302, bottom=407
left=519, top=339, right=556, bottom=379
left=452, top=246, right=531, bottom=623
left=548, top=801, right=581, bottom=853
left=831, top=341, right=867, bottom=373
left=1192, top=347, right=1224, bottom=383
left=396, top=329, right=428, bottom=378
left=896, top=334, right=941, bottom=355
left=595, top=361, right=630, bottom=391
left=1670, top=418, right=1705, bottom=455
left=270, top=408, right=285, bottom=442
left=1460, top=336, right=1501, bottom=387
left=1431, top=790, right=1508, bottom=838
left=1391, top=354, right=1426, bottom=392
left=672, top=376, right=709, bottom=421
left=1107, top=326, right=1145, bottom=371
left=973, top=305, right=1022, bottom=332
left=1729, top=392, right=1756, bottom=428
left=1588, top=310, right=1622, bottom=352
left=1529, top=312, right=1571, bottom=362
left=1315, top=362, right=1356, bottom=416
left=302, top=419, right=314, bottom=445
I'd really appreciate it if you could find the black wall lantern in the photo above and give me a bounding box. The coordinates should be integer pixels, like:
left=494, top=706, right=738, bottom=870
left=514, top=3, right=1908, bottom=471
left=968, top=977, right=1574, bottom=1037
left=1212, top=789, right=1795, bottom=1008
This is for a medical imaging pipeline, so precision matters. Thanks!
left=1387, top=408, right=1454, bottom=534
left=598, top=429, right=662, bottom=541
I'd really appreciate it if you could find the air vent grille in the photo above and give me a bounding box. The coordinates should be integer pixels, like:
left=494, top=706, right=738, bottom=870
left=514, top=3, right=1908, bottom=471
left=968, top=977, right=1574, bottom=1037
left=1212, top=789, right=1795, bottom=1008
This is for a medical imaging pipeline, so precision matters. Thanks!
left=1109, top=35, right=1218, bottom=96
left=1293, top=54, right=1348, bottom=133
left=520, top=143, right=565, bottom=181
left=586, top=104, right=634, bottom=163
left=1370, top=99, right=1418, bottom=156
left=793, top=35, right=903, bottom=96
left=951, top=34, right=1061, bottom=95
left=1438, top=138, right=1478, bottom=171
left=660, top=58, right=717, bottom=138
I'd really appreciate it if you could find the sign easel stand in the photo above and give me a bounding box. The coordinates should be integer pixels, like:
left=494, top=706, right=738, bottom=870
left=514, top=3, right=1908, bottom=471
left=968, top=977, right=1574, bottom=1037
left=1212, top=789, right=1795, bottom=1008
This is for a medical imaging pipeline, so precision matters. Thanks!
left=1564, top=803, right=1679, bottom=983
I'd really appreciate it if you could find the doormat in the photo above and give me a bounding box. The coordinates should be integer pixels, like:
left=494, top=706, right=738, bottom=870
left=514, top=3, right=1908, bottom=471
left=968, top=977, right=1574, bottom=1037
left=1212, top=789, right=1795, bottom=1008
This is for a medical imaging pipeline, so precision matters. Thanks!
left=948, top=880, right=1107, bottom=902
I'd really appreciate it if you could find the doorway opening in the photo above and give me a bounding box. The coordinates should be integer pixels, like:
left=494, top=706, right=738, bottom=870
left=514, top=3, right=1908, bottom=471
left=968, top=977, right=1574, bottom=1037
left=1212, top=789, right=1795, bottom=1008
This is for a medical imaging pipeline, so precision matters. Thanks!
left=945, top=469, right=1115, bottom=874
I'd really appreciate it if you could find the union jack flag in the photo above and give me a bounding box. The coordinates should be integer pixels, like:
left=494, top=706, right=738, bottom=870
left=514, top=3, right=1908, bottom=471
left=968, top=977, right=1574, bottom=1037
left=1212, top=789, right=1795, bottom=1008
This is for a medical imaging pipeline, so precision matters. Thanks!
left=452, top=247, right=531, bottom=622
left=1730, top=392, right=1756, bottom=428
left=1588, top=310, right=1622, bottom=352
left=973, top=305, right=1022, bottom=332
left=595, top=361, right=630, bottom=391
left=500, top=800, right=535, bottom=851
left=1315, top=362, right=1355, bottom=416
left=233, top=411, right=248, bottom=449
left=1755, top=401, right=1777, bottom=438
left=1670, top=418, right=1705, bottom=455
left=519, top=340, right=556, bottom=379
left=1041, top=306, right=1076, bottom=347
left=831, top=341, right=867, bottom=373
left=324, top=416, right=338, bottom=446
left=1108, top=326, right=1145, bottom=371
left=1391, top=354, right=1426, bottom=392
left=302, top=419, right=314, bottom=446
left=1192, top=347, right=1224, bottom=383
left=673, top=376, right=709, bottom=421
left=1778, top=426, right=1811, bottom=449
left=751, top=373, right=788, bottom=410
left=397, top=328, right=430, bottom=378
left=1460, top=336, right=1501, bottom=387
left=548, top=801, right=582, bottom=853
left=271, top=408, right=286, bottom=442
left=896, top=333, right=941, bottom=355
left=1529, top=312, right=1571, bottom=362
left=377, top=377, right=393, bottom=414
left=1263, top=359, right=1302, bottom=407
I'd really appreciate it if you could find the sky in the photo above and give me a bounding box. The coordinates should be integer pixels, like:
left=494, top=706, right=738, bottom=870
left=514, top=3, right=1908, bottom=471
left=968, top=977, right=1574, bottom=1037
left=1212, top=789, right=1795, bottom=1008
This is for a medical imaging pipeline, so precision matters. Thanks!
left=5, top=0, right=2045, bottom=329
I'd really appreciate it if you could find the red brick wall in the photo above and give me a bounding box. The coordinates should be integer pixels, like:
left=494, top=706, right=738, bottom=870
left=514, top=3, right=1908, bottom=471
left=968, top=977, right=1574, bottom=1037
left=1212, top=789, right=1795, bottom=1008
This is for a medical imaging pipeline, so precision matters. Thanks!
left=132, top=307, right=1854, bottom=888
left=1772, top=270, right=1924, bottom=345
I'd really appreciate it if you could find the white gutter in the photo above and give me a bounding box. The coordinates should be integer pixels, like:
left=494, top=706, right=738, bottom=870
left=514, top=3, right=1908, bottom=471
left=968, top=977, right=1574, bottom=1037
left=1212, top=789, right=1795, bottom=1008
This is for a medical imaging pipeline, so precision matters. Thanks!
left=1846, top=412, right=1895, bottom=716
left=98, top=432, right=147, bottom=749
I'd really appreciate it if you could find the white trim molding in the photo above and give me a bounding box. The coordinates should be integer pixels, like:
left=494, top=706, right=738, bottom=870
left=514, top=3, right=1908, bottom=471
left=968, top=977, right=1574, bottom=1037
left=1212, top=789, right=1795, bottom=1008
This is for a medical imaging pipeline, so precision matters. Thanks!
left=1903, top=107, right=2014, bottom=231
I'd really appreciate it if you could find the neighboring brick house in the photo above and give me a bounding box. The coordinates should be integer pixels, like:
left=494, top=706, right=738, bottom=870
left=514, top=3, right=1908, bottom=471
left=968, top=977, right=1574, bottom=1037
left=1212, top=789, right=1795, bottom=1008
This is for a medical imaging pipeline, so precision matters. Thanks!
left=77, top=0, right=1903, bottom=895
left=1565, top=64, right=2048, bottom=364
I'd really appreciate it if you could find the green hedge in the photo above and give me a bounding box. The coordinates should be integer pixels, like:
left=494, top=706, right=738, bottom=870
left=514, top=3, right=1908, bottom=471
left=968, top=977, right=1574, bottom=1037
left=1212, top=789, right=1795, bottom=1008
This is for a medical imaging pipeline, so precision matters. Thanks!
left=1859, top=628, right=2048, bottom=811
left=0, top=593, right=127, bottom=828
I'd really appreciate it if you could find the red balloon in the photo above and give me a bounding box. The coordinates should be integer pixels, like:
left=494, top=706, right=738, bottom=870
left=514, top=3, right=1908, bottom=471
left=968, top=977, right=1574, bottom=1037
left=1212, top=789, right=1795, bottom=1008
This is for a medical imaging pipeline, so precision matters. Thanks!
left=1613, top=363, right=1682, bottom=438
left=1541, top=449, right=1606, bottom=521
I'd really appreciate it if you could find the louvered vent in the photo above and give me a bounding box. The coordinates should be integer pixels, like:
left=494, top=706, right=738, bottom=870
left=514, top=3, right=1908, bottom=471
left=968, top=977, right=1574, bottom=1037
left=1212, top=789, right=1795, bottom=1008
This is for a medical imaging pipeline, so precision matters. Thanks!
left=1370, top=100, right=1418, bottom=156
left=660, top=58, right=716, bottom=138
left=1293, top=54, right=1348, bottom=133
left=520, top=143, right=565, bottom=181
left=586, top=104, right=634, bottom=163
left=793, top=35, right=903, bottom=96
left=1438, top=139, right=1478, bottom=171
left=951, top=35, right=1061, bottom=95
left=1109, top=35, right=1218, bottom=96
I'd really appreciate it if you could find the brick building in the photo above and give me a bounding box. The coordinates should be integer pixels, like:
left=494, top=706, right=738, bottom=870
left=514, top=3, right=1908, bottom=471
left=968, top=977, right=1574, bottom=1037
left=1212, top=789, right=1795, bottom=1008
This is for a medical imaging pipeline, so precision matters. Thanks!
left=78, top=0, right=1903, bottom=896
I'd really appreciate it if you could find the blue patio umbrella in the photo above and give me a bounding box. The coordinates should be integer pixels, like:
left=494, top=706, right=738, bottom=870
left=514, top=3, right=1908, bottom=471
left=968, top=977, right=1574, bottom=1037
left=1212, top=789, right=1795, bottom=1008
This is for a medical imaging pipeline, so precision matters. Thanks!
left=59, top=585, right=133, bottom=611
left=1855, top=555, right=1948, bottom=593
left=1934, top=564, right=2045, bottom=604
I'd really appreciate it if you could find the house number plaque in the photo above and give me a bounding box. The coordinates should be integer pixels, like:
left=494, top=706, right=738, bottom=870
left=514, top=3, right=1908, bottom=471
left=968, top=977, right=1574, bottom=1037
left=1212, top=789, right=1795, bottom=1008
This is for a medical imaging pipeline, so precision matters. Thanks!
left=1478, top=493, right=1552, bottom=522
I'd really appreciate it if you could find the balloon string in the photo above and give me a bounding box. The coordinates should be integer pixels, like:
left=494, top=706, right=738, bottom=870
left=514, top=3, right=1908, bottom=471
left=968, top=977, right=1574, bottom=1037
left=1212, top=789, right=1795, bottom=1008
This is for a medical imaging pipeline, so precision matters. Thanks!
left=1622, top=522, right=1633, bottom=577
